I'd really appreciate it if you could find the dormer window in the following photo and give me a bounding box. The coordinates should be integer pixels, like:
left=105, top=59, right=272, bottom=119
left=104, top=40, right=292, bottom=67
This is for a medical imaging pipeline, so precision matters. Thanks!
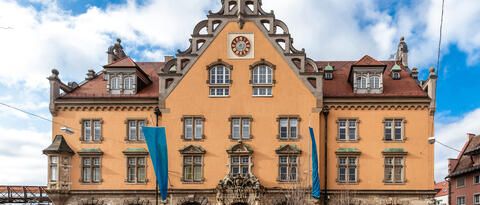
left=324, top=63, right=334, bottom=80
left=349, top=55, right=387, bottom=94
left=124, top=76, right=135, bottom=90
left=391, top=63, right=402, bottom=80
left=110, top=77, right=120, bottom=90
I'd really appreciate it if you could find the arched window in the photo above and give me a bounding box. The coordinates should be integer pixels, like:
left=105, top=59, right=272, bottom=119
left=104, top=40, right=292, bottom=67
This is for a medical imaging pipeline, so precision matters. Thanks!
left=252, top=65, right=273, bottom=84
left=110, top=77, right=120, bottom=90
left=124, top=76, right=134, bottom=90
left=252, top=65, right=273, bottom=96
left=208, top=65, right=231, bottom=97
left=209, top=65, right=230, bottom=84
left=356, top=76, right=367, bottom=89
left=370, top=75, right=380, bottom=89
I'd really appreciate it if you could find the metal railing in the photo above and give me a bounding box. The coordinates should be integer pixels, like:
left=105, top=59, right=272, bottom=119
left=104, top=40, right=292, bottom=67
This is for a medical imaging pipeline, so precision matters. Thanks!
left=0, top=186, right=51, bottom=204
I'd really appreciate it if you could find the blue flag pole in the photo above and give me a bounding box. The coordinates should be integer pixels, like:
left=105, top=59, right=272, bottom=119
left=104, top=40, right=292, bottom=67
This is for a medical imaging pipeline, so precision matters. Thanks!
left=143, top=126, right=169, bottom=202
left=309, top=127, right=321, bottom=199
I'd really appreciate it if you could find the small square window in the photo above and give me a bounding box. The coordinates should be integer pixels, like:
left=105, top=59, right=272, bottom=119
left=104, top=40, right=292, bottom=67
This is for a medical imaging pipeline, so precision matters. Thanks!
left=474, top=175, right=480, bottom=184
left=457, top=177, right=466, bottom=188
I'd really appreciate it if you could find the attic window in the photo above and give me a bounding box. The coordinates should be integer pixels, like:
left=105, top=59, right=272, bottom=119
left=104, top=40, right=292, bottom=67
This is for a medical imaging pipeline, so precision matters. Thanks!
left=391, top=64, right=402, bottom=80
left=392, top=72, right=401, bottom=80
left=324, top=72, right=333, bottom=80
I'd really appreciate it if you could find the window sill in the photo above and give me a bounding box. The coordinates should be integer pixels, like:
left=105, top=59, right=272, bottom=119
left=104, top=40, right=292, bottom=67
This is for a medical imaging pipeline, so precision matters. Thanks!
left=125, top=182, right=149, bottom=185
left=278, top=138, right=301, bottom=141
left=81, top=141, right=103, bottom=144
left=384, top=182, right=406, bottom=185
left=181, top=181, right=205, bottom=184
left=336, top=140, right=359, bottom=143
left=383, top=140, right=406, bottom=143
left=277, top=179, right=299, bottom=183
left=252, top=95, right=273, bottom=98
left=336, top=181, right=359, bottom=185
left=208, top=95, right=230, bottom=98
left=182, top=138, right=206, bottom=142
left=79, top=182, right=102, bottom=185
left=125, top=140, right=146, bottom=144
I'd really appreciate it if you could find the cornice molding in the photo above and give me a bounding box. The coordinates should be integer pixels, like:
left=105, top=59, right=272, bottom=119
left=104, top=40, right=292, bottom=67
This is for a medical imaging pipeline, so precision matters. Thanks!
left=55, top=105, right=156, bottom=112
left=325, top=104, right=429, bottom=111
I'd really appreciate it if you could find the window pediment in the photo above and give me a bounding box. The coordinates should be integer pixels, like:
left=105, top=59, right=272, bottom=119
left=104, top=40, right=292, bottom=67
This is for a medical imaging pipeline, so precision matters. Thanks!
left=227, top=141, right=253, bottom=154
left=179, top=145, right=206, bottom=154
left=275, top=144, right=301, bottom=154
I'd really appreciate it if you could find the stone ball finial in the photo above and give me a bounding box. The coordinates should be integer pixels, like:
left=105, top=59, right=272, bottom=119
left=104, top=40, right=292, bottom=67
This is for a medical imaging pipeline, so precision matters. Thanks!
left=400, top=36, right=405, bottom=41
left=429, top=67, right=435, bottom=73
left=116, top=38, right=121, bottom=44
left=51, top=69, right=59, bottom=75
left=412, top=67, right=418, bottom=72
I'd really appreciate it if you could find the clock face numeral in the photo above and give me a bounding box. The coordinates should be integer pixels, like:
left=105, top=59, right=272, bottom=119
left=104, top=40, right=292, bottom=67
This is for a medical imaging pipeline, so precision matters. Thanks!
left=231, top=36, right=251, bottom=57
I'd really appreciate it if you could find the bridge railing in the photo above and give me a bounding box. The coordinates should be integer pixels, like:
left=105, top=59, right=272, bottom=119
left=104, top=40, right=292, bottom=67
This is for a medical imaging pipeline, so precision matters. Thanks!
left=0, top=186, right=51, bottom=204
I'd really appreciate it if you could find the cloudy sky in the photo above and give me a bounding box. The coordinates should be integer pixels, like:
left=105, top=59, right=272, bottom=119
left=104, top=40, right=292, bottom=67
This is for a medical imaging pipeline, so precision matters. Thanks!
left=0, top=0, right=479, bottom=185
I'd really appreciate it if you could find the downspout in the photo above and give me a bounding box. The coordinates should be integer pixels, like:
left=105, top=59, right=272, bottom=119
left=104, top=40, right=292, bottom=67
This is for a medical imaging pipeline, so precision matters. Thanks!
left=322, top=106, right=330, bottom=205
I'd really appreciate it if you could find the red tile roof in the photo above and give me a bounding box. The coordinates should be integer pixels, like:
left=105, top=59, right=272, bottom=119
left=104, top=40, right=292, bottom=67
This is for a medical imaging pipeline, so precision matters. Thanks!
left=353, top=55, right=386, bottom=66
left=319, top=60, right=428, bottom=98
left=104, top=57, right=137, bottom=67
left=60, top=56, right=427, bottom=99
left=60, top=62, right=163, bottom=99
left=435, top=181, right=449, bottom=197
left=449, top=135, right=480, bottom=177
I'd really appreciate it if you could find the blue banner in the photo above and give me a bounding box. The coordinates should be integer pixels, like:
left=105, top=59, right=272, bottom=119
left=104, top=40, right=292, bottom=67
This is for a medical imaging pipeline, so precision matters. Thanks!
left=309, top=127, right=321, bottom=199
left=142, top=127, right=169, bottom=201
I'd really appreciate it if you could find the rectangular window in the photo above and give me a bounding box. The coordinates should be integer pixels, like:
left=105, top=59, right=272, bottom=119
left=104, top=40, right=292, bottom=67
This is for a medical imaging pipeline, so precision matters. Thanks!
left=230, top=155, right=250, bottom=176
left=475, top=194, right=480, bottom=205
left=82, top=120, right=102, bottom=142
left=338, top=119, right=357, bottom=141
left=337, top=156, right=357, bottom=183
left=50, top=156, right=58, bottom=182
left=127, top=120, right=146, bottom=141
left=278, top=117, right=299, bottom=140
left=183, top=155, right=203, bottom=182
left=474, top=175, right=480, bottom=184
left=253, top=87, right=272, bottom=97
left=384, top=119, right=404, bottom=141
left=209, top=87, right=230, bottom=97
left=82, top=156, right=101, bottom=183
left=457, top=177, right=466, bottom=188
left=457, top=196, right=465, bottom=205
left=384, top=157, right=404, bottom=183
left=126, top=156, right=146, bottom=183
left=231, top=117, right=251, bottom=140
left=278, top=155, right=298, bottom=182
left=183, top=117, right=204, bottom=140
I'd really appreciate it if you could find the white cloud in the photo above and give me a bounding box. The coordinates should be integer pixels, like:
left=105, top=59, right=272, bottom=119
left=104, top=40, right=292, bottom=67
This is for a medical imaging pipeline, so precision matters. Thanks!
left=434, top=109, right=480, bottom=181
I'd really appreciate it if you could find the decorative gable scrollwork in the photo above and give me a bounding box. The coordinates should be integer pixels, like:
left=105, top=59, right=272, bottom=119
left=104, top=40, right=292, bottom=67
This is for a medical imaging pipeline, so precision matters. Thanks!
left=159, top=0, right=323, bottom=109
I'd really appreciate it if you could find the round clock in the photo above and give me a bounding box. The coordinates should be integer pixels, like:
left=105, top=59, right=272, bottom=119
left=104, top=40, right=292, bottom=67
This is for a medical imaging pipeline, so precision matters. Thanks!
left=231, top=36, right=251, bottom=57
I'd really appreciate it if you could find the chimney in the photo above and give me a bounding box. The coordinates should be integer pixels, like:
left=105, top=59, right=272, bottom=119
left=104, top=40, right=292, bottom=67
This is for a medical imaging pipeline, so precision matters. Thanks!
left=164, top=56, right=174, bottom=62
left=47, top=69, right=60, bottom=116
left=85, top=69, right=96, bottom=80
left=411, top=67, right=419, bottom=79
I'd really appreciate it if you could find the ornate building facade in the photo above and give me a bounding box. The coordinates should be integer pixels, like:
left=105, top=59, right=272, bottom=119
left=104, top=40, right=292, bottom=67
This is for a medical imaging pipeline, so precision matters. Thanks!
left=43, top=0, right=437, bottom=204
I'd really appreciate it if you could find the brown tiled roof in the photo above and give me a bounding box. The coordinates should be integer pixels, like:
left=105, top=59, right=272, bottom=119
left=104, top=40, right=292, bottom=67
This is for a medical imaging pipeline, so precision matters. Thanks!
left=353, top=55, right=386, bottom=66
left=60, top=62, right=163, bottom=99
left=434, top=181, right=449, bottom=197
left=104, top=57, right=137, bottom=67
left=319, top=60, right=428, bottom=98
left=449, top=135, right=480, bottom=177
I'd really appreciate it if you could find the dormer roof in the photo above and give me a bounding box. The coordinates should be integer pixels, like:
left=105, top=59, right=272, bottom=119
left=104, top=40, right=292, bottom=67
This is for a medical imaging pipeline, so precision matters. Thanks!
left=353, top=55, right=386, bottom=67
left=103, top=56, right=152, bottom=86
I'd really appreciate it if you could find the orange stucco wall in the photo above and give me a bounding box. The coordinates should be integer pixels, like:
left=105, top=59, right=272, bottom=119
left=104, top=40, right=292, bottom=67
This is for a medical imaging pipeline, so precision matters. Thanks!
left=50, top=20, right=434, bottom=192
left=321, top=107, right=435, bottom=190
left=163, top=21, right=319, bottom=189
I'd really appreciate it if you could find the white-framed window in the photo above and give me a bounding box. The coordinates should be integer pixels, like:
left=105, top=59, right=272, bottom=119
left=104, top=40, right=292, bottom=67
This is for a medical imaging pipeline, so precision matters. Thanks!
left=338, top=156, right=358, bottom=183
left=124, top=76, right=134, bottom=90
left=49, top=156, right=58, bottom=182
left=279, top=117, right=299, bottom=140
left=279, top=155, right=298, bottom=182
left=183, top=116, right=204, bottom=140
left=209, top=65, right=231, bottom=97
left=324, top=72, right=333, bottom=80
left=384, top=119, right=404, bottom=141
left=474, top=194, right=480, bottom=205
left=457, top=196, right=466, bottom=205
left=252, top=65, right=273, bottom=96
left=384, top=156, right=404, bottom=183
left=474, top=175, right=480, bottom=184
left=338, top=119, right=358, bottom=141
left=356, top=76, right=367, bottom=89
left=82, top=156, right=101, bottom=183
left=127, top=156, right=146, bottom=183
left=127, top=120, right=146, bottom=141
left=230, top=155, right=250, bottom=176
left=457, top=177, right=466, bottom=188
left=82, top=120, right=102, bottom=142
left=110, top=76, right=120, bottom=90
left=231, top=117, right=251, bottom=140
left=183, top=155, right=203, bottom=182
left=369, top=75, right=380, bottom=89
